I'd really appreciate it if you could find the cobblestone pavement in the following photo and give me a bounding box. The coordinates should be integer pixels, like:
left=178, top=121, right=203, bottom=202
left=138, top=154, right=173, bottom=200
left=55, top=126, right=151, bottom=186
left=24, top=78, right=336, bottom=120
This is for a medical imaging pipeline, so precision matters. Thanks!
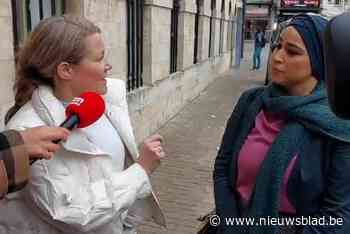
left=138, top=42, right=269, bottom=234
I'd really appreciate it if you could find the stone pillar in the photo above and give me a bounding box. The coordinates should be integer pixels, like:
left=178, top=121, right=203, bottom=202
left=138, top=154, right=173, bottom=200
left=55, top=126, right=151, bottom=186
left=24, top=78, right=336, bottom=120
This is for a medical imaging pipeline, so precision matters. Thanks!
left=226, top=1, right=233, bottom=53
left=222, top=0, right=230, bottom=53
left=227, top=13, right=236, bottom=53
left=0, top=0, right=16, bottom=124
left=209, top=3, right=217, bottom=57
left=65, top=0, right=84, bottom=15
left=177, top=0, right=196, bottom=70
left=197, top=0, right=211, bottom=61
left=66, top=0, right=128, bottom=81
left=143, top=0, right=172, bottom=84
left=211, top=0, right=218, bottom=57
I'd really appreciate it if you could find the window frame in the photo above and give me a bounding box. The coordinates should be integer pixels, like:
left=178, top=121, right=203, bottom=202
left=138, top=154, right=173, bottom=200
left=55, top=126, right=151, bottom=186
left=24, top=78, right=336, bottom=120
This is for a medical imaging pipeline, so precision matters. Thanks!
left=209, top=0, right=216, bottom=58
left=12, top=0, right=65, bottom=51
left=126, top=0, right=144, bottom=91
left=170, top=0, right=180, bottom=74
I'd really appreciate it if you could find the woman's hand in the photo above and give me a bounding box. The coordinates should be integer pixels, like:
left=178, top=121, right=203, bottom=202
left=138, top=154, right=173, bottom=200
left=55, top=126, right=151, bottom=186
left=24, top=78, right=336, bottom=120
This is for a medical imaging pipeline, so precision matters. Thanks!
left=137, top=134, right=165, bottom=175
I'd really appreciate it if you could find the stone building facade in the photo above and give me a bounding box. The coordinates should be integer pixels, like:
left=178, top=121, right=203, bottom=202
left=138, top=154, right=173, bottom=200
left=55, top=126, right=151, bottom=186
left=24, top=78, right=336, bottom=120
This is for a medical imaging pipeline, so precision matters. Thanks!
left=0, top=0, right=238, bottom=142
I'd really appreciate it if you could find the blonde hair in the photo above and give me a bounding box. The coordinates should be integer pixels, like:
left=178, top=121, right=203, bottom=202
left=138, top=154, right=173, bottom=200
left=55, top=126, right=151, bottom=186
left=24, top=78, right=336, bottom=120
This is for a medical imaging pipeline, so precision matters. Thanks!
left=6, top=15, right=101, bottom=123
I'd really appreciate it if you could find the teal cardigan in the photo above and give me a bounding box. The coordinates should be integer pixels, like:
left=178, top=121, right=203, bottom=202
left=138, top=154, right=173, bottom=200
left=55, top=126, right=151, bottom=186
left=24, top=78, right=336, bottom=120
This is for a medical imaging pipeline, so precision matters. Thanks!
left=214, top=87, right=350, bottom=234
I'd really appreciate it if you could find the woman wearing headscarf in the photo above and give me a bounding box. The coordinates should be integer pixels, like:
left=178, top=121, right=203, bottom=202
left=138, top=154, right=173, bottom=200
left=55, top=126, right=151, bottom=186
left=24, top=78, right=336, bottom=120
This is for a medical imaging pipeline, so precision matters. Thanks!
left=213, top=13, right=350, bottom=234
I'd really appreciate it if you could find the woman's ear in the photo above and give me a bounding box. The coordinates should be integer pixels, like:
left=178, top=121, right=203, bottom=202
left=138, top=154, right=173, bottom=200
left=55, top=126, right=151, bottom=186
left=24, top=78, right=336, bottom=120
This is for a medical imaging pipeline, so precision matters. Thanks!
left=56, top=62, right=74, bottom=81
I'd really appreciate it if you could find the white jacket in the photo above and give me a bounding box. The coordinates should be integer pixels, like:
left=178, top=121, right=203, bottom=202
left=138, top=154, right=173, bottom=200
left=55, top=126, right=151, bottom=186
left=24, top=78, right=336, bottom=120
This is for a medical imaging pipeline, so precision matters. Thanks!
left=0, top=78, right=165, bottom=234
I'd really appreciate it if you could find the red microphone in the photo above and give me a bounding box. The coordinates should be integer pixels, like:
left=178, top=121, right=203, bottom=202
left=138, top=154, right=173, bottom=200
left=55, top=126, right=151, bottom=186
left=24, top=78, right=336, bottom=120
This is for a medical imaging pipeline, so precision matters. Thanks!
left=30, top=92, right=105, bottom=165
left=60, top=92, right=105, bottom=130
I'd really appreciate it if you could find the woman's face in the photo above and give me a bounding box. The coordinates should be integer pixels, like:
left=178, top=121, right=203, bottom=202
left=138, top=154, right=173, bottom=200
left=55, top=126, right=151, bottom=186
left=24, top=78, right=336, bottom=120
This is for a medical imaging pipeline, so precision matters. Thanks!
left=270, top=26, right=317, bottom=95
left=70, top=33, right=112, bottom=96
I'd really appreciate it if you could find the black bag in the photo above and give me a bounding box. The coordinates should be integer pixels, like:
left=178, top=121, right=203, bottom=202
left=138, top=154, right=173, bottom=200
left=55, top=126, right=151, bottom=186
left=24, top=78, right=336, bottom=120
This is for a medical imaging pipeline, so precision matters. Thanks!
left=197, top=210, right=218, bottom=234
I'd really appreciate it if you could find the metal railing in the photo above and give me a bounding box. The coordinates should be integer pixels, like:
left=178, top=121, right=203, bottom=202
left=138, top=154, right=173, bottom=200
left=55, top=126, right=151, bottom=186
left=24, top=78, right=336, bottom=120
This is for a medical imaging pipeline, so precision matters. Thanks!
left=209, top=0, right=216, bottom=57
left=127, top=0, right=144, bottom=91
left=194, top=0, right=201, bottom=64
left=219, top=0, right=225, bottom=55
left=12, top=0, right=64, bottom=49
left=170, top=0, right=179, bottom=73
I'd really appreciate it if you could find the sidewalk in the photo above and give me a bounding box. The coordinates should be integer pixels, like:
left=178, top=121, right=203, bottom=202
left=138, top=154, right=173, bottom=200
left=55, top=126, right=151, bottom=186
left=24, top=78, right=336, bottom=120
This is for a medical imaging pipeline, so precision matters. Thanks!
left=138, top=42, right=269, bottom=234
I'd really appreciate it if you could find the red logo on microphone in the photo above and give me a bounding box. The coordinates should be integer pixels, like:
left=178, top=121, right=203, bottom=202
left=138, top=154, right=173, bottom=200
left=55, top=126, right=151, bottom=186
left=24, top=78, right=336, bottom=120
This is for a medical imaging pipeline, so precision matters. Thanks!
left=71, top=97, right=84, bottom=106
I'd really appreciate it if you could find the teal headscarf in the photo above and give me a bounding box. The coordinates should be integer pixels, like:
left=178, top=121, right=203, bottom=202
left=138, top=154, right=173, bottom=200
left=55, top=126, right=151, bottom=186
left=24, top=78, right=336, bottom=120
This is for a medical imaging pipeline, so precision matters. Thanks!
left=287, top=14, right=328, bottom=81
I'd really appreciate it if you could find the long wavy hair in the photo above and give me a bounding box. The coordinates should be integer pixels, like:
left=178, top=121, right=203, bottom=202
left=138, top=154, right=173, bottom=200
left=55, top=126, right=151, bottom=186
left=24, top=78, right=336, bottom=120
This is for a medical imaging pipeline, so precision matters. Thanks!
left=5, top=15, right=101, bottom=124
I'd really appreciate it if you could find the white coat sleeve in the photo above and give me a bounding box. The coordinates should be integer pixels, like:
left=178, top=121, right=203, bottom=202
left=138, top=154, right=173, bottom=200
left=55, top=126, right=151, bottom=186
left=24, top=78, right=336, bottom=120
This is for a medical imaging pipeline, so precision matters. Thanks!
left=26, top=159, right=152, bottom=233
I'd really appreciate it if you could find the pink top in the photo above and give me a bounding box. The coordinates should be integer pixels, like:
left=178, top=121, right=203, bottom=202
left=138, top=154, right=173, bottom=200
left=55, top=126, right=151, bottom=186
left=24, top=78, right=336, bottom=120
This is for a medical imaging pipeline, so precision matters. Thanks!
left=236, top=110, right=297, bottom=214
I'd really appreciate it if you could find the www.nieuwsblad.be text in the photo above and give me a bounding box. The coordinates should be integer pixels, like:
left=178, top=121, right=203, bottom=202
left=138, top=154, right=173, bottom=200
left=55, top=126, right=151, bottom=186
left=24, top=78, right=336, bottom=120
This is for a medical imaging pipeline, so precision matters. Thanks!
left=209, top=215, right=344, bottom=227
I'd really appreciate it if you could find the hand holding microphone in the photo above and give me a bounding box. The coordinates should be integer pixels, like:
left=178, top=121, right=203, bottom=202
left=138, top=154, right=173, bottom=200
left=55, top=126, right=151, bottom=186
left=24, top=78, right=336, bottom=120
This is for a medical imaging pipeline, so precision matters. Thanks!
left=20, top=126, right=70, bottom=160
left=31, top=92, right=105, bottom=164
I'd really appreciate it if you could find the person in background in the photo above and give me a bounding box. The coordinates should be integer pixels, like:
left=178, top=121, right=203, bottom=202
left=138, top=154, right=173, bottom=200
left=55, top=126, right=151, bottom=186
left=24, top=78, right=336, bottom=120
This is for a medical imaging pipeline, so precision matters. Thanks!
left=252, top=27, right=266, bottom=70
left=0, top=15, right=165, bottom=234
left=0, top=126, right=69, bottom=199
left=214, top=13, right=350, bottom=234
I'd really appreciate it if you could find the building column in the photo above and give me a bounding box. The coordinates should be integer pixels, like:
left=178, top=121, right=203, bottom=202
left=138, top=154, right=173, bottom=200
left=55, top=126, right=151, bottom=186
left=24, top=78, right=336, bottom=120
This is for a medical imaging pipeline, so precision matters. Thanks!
left=0, top=0, right=16, bottom=127
left=143, top=0, right=172, bottom=84
left=212, top=0, right=222, bottom=57
left=66, top=0, right=128, bottom=81
left=197, top=0, right=211, bottom=61
left=177, top=0, right=196, bottom=70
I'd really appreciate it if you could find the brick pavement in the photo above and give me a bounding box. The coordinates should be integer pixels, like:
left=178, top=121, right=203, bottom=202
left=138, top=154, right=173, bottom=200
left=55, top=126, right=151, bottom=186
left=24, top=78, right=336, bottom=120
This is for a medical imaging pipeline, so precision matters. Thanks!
left=138, top=42, right=269, bottom=234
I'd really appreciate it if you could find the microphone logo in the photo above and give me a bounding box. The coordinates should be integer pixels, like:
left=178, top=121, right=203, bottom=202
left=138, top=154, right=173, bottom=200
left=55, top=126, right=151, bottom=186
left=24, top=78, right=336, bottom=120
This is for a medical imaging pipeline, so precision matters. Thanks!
left=71, top=97, right=84, bottom=106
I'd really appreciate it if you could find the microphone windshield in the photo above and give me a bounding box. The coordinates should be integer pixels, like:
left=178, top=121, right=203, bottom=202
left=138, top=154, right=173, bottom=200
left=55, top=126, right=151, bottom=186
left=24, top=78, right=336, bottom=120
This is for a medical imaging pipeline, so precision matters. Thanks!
left=65, top=92, right=105, bottom=128
left=325, top=13, right=350, bottom=119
